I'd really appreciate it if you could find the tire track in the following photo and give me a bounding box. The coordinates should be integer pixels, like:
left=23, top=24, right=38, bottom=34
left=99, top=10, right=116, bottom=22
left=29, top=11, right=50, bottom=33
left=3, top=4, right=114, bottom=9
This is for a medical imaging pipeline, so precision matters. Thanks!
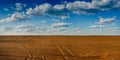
left=52, top=40, right=74, bottom=60
left=59, top=40, right=102, bottom=60
left=15, top=38, right=37, bottom=60
left=41, top=54, right=47, bottom=60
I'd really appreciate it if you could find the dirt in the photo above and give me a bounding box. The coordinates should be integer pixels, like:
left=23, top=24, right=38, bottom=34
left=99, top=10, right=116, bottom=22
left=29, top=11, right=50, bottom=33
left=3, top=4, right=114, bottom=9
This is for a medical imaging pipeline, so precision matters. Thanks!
left=0, top=36, right=120, bottom=60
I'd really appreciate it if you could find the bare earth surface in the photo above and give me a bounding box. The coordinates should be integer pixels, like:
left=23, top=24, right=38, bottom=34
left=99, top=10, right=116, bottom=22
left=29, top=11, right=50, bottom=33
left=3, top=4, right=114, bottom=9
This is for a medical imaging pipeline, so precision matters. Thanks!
left=0, top=36, right=120, bottom=60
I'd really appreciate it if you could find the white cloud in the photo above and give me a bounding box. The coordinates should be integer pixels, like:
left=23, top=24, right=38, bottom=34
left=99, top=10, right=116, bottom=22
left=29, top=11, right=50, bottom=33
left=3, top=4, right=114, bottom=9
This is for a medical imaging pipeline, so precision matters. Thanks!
left=16, top=23, right=36, bottom=32
left=106, top=28, right=120, bottom=32
left=0, top=12, right=30, bottom=23
left=15, top=3, right=26, bottom=11
left=26, top=3, right=68, bottom=19
left=90, top=25, right=97, bottom=28
left=60, top=15, right=69, bottom=19
left=90, top=25, right=105, bottom=28
left=51, top=22, right=70, bottom=28
left=92, top=0, right=120, bottom=10
left=16, top=23, right=35, bottom=28
left=1, top=0, right=119, bottom=23
left=66, top=0, right=120, bottom=14
left=40, top=20, right=47, bottom=24
left=4, top=8, right=9, bottom=11
left=0, top=26, right=13, bottom=31
left=26, top=3, right=51, bottom=15
left=36, top=27, right=47, bottom=31
left=25, top=0, right=120, bottom=19
left=66, top=1, right=96, bottom=14
left=53, top=4, right=65, bottom=10
left=98, top=16, right=116, bottom=25
left=19, top=29, right=34, bottom=32
left=90, top=16, right=116, bottom=29
left=55, top=27, right=69, bottom=32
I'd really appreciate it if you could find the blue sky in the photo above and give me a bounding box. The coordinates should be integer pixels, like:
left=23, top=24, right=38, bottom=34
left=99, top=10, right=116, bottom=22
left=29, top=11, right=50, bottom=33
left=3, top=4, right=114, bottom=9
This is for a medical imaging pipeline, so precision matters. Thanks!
left=0, top=0, right=120, bottom=35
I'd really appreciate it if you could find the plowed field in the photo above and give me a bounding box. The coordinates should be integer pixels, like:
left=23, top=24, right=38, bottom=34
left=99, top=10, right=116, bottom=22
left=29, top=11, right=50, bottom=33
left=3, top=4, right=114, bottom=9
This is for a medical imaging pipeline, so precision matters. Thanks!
left=0, top=36, right=120, bottom=60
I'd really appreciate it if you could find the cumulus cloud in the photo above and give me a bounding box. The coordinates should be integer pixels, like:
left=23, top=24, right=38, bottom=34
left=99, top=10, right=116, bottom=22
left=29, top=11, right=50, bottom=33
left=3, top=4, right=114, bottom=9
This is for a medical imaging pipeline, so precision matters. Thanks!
left=26, top=3, right=69, bottom=19
left=90, top=25, right=105, bottom=28
left=16, top=23, right=36, bottom=32
left=90, top=16, right=116, bottom=29
left=40, top=20, right=47, bottom=24
left=4, top=8, right=9, bottom=11
left=98, top=16, right=116, bottom=25
left=106, top=28, right=120, bottom=32
left=51, top=22, right=70, bottom=28
left=66, top=1, right=98, bottom=14
left=16, top=23, right=35, bottom=28
left=90, top=25, right=97, bottom=28
left=0, top=12, right=30, bottom=23
left=54, top=28, right=82, bottom=33
left=66, top=0, right=120, bottom=14
left=53, top=4, right=65, bottom=11
left=36, top=27, right=47, bottom=31
left=15, top=3, right=26, bottom=11
left=0, top=26, right=13, bottom=31
left=25, top=0, right=120, bottom=19
left=92, top=0, right=120, bottom=11
left=18, top=29, right=34, bottom=32
left=26, top=3, right=51, bottom=16
left=55, top=27, right=69, bottom=32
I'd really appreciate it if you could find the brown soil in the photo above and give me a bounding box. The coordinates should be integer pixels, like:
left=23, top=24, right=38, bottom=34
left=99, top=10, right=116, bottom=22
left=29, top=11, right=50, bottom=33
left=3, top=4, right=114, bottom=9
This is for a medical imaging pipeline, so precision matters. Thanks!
left=0, top=36, right=120, bottom=60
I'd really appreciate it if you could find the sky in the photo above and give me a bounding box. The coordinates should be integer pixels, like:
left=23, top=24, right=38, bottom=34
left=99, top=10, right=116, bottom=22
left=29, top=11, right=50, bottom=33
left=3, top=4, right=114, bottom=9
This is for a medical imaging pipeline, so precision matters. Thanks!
left=0, top=0, right=120, bottom=35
